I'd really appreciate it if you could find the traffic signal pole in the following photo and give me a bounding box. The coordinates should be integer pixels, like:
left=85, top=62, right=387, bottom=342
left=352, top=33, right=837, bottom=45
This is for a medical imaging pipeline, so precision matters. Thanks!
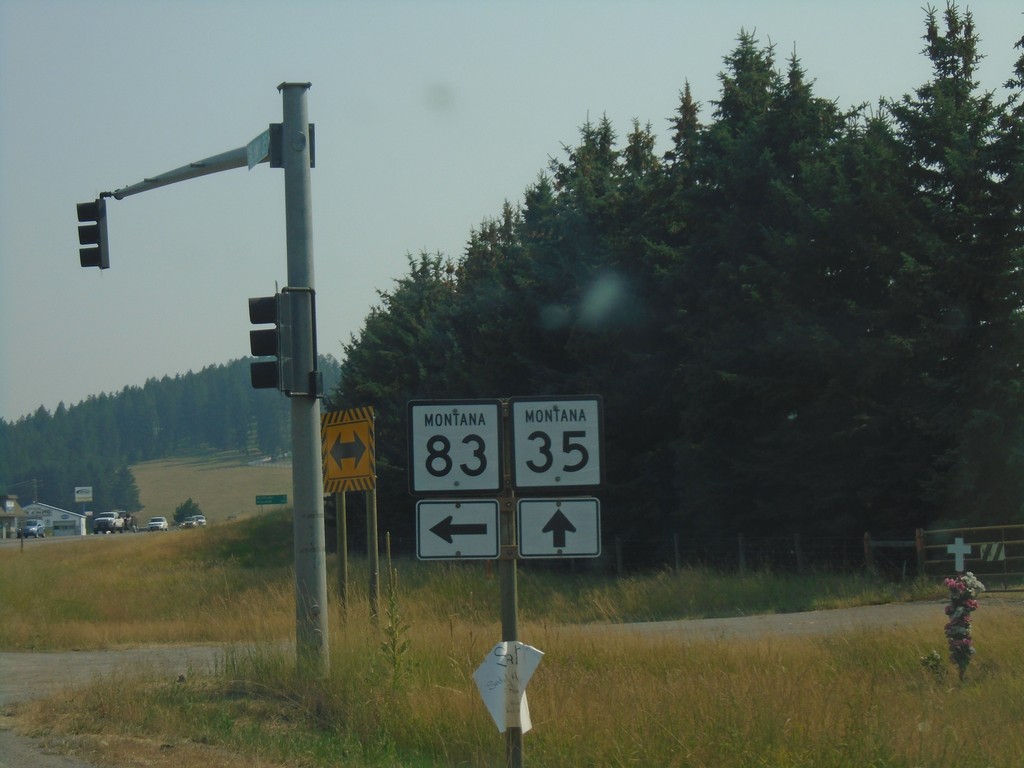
left=278, top=82, right=329, bottom=676
left=79, top=82, right=329, bottom=677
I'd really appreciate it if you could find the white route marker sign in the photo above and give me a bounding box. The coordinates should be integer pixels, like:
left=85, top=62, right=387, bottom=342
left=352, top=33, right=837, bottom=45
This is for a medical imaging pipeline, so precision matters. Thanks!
left=473, top=641, right=544, bottom=733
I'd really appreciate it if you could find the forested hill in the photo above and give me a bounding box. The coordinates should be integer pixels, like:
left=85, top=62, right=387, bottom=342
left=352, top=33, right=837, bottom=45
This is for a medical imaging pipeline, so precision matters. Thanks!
left=1, top=356, right=339, bottom=512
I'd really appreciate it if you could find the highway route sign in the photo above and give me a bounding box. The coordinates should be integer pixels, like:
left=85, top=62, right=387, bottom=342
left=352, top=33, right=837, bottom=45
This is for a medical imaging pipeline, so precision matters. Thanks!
left=416, top=499, right=500, bottom=560
left=322, top=407, right=375, bottom=492
left=517, top=497, right=601, bottom=558
left=408, top=399, right=503, bottom=494
left=509, top=396, right=603, bottom=491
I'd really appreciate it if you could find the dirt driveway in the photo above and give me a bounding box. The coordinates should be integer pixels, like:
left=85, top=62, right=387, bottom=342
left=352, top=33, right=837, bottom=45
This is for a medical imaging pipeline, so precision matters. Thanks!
left=2, top=598, right=1022, bottom=767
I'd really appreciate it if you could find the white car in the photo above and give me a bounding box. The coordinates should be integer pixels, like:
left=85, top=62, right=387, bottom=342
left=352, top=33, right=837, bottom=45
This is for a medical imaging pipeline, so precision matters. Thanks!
left=147, top=516, right=169, bottom=531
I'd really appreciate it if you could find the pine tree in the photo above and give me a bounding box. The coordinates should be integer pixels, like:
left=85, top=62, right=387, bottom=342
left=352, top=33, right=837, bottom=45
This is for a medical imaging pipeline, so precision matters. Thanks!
left=884, top=4, right=1024, bottom=524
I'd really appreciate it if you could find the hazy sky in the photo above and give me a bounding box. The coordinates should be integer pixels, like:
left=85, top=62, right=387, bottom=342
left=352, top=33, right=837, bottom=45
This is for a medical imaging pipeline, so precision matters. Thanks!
left=1, top=1, right=1020, bottom=422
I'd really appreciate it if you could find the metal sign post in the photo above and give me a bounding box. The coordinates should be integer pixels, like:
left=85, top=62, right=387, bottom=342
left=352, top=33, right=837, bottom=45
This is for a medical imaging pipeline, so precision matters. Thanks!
left=498, top=401, right=523, bottom=767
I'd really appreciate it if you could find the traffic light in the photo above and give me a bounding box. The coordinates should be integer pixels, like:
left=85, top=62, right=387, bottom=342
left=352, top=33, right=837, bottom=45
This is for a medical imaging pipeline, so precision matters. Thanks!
left=248, top=293, right=292, bottom=391
left=77, top=198, right=110, bottom=269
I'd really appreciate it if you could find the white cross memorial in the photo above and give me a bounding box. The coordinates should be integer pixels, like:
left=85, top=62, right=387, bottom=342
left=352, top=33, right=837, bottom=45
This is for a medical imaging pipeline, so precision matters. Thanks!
left=946, top=537, right=972, bottom=573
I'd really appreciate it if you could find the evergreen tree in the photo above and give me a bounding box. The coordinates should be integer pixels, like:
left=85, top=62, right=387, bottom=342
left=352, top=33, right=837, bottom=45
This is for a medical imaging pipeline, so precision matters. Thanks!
left=329, top=253, right=460, bottom=539
left=884, top=5, right=1024, bottom=524
left=107, top=464, right=142, bottom=512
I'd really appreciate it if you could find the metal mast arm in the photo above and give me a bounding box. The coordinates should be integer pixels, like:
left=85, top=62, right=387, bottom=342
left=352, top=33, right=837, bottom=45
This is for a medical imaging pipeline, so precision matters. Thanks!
left=107, top=146, right=250, bottom=200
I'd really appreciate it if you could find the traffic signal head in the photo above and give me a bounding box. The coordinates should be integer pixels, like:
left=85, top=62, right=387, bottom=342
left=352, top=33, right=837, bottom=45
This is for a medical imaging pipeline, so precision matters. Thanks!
left=248, top=294, right=292, bottom=391
left=77, top=198, right=110, bottom=269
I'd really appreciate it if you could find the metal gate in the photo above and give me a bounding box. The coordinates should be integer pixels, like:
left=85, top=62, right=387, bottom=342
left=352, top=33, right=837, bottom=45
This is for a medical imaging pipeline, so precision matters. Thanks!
left=918, top=524, right=1024, bottom=590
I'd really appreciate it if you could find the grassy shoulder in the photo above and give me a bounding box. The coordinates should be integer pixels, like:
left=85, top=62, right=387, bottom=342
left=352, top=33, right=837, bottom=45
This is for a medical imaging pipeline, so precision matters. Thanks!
left=4, top=514, right=1022, bottom=768
left=0, top=510, right=941, bottom=651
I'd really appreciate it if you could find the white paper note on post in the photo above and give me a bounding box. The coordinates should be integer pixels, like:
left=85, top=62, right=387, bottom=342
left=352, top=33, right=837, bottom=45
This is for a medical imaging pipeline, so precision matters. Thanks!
left=473, top=641, right=543, bottom=733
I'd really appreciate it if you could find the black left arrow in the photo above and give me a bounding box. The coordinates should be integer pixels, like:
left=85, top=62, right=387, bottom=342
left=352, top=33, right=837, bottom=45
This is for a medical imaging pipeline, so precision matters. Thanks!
left=542, top=510, right=577, bottom=548
left=430, top=515, right=488, bottom=544
left=331, top=432, right=366, bottom=468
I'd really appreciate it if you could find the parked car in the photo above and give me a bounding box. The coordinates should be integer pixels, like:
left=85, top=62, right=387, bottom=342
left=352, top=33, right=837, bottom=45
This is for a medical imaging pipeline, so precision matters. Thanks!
left=184, top=514, right=206, bottom=528
left=147, top=516, right=169, bottom=531
left=18, top=519, right=46, bottom=538
left=92, top=511, right=127, bottom=534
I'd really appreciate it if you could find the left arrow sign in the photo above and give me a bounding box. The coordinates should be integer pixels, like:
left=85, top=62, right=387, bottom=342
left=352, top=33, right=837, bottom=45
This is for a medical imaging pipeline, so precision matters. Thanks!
left=417, top=500, right=499, bottom=560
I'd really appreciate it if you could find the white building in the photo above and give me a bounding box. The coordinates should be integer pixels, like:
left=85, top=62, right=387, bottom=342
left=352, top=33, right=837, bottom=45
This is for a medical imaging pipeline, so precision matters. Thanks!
left=20, top=502, right=88, bottom=537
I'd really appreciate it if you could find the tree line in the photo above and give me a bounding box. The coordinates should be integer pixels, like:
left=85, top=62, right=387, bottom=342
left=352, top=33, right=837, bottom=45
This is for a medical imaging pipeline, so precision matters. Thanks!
left=1, top=357, right=339, bottom=513
left=329, top=6, right=1024, bottom=560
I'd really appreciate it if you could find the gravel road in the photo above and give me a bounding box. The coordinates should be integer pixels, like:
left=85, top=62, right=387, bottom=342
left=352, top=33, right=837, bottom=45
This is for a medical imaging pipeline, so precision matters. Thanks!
left=2, top=598, right=1021, bottom=767
left=0, top=645, right=225, bottom=768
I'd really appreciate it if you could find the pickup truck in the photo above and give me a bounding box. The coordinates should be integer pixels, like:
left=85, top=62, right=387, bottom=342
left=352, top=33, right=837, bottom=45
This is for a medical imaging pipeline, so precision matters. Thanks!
left=93, top=511, right=128, bottom=534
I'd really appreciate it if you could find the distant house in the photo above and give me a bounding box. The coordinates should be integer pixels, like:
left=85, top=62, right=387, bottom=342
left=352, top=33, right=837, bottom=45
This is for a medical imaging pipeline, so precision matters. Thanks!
left=1, top=494, right=24, bottom=538
left=20, top=502, right=88, bottom=537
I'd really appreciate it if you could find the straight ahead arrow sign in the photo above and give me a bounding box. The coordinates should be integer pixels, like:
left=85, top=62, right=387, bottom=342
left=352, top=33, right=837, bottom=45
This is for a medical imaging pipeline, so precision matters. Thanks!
left=518, top=497, right=601, bottom=558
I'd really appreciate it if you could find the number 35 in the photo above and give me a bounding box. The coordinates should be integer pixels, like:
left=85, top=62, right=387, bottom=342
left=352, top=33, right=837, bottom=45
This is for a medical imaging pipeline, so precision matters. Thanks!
left=525, top=430, right=589, bottom=473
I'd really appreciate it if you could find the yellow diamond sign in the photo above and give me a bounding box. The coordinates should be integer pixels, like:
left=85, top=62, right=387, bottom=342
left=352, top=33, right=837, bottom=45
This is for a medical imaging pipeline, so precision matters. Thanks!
left=321, top=407, right=375, bottom=492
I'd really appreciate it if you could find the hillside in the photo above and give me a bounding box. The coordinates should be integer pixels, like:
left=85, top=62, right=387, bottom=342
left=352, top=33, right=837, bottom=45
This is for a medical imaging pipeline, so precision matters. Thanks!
left=131, top=452, right=291, bottom=523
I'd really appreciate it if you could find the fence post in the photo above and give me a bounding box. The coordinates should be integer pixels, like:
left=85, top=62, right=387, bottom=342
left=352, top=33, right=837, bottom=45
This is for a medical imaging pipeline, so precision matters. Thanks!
left=915, top=528, right=925, bottom=579
left=863, top=532, right=874, bottom=574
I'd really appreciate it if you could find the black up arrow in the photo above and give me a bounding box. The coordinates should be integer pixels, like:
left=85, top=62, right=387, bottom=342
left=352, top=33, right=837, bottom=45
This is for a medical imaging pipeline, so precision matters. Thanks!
left=542, top=510, right=576, bottom=548
left=331, top=432, right=366, bottom=469
left=430, top=515, right=488, bottom=544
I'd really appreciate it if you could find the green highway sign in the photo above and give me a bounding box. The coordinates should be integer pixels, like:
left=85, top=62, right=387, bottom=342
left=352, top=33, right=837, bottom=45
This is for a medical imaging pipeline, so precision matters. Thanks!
left=256, top=494, right=288, bottom=506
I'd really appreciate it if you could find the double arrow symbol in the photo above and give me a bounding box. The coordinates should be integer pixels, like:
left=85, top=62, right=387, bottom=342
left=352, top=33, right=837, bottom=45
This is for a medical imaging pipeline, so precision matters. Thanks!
left=330, top=432, right=367, bottom=469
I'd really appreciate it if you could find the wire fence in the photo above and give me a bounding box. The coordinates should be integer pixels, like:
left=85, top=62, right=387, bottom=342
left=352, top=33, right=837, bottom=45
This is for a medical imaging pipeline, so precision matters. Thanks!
left=604, top=532, right=903, bottom=578
left=335, top=519, right=1024, bottom=589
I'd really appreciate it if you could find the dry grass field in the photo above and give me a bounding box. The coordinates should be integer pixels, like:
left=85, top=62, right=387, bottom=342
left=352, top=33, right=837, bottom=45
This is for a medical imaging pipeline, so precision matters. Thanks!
left=3, top=454, right=1023, bottom=767
left=131, top=452, right=291, bottom=523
